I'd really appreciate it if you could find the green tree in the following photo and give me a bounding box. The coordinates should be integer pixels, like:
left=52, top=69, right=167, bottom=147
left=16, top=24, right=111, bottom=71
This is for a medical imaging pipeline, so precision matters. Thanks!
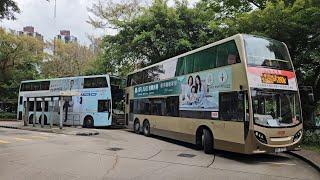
left=0, top=28, right=44, bottom=101
left=90, top=0, right=218, bottom=75
left=0, top=0, right=20, bottom=20
left=41, top=39, right=97, bottom=78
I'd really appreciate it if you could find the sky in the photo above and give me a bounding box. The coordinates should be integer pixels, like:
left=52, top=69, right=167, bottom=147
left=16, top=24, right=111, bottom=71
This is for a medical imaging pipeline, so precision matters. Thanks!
left=0, top=0, right=199, bottom=46
left=0, top=0, right=106, bottom=45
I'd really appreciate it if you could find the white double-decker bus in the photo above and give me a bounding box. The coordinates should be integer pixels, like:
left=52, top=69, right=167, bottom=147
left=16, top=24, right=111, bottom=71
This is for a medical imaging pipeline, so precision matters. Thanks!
left=17, top=75, right=125, bottom=127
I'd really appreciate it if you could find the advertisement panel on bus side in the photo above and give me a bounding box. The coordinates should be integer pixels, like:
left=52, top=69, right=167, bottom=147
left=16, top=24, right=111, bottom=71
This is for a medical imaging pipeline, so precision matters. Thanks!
left=50, top=78, right=83, bottom=92
left=133, top=67, right=232, bottom=112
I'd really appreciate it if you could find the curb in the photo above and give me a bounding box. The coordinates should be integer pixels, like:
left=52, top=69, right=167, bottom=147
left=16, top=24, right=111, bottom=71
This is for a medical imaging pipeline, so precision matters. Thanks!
left=286, top=151, right=320, bottom=172
left=0, top=125, right=19, bottom=129
left=0, top=125, right=99, bottom=136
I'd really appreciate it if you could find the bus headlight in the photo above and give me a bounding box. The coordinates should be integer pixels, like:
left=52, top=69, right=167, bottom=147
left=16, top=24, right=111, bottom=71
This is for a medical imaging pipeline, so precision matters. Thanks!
left=293, top=130, right=302, bottom=142
left=254, top=131, right=267, bottom=144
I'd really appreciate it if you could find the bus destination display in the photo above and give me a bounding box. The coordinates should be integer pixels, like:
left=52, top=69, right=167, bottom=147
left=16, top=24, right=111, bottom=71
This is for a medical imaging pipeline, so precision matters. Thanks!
left=261, top=73, right=288, bottom=85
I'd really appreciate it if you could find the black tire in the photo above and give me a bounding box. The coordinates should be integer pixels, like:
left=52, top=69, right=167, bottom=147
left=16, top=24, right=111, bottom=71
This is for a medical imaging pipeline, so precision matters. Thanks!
left=134, top=120, right=140, bottom=134
left=203, top=129, right=214, bottom=154
left=83, top=116, right=94, bottom=128
left=143, top=120, right=151, bottom=137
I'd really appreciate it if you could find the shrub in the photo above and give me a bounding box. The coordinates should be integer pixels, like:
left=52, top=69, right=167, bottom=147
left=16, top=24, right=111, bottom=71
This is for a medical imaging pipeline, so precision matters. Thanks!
left=0, top=112, right=16, bottom=119
left=302, top=130, right=320, bottom=147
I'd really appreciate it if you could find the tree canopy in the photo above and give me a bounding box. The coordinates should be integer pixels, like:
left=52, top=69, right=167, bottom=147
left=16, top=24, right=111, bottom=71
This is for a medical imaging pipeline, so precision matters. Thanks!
left=0, top=28, right=44, bottom=100
left=41, top=39, right=96, bottom=78
left=0, top=0, right=20, bottom=20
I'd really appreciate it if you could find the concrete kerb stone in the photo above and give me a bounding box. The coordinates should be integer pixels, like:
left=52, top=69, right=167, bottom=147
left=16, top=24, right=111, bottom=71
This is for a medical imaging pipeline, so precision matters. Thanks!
left=0, top=125, right=19, bottom=129
left=286, top=151, right=320, bottom=172
left=0, top=123, right=99, bottom=136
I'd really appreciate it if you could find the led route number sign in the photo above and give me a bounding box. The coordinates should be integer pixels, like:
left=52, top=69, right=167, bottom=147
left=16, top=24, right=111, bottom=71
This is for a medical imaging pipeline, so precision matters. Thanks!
left=261, top=73, right=288, bottom=85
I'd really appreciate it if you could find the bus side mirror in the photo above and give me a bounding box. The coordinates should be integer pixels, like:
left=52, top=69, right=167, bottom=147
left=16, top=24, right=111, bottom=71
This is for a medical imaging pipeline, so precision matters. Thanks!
left=80, top=97, right=83, bottom=104
left=308, top=93, right=314, bottom=103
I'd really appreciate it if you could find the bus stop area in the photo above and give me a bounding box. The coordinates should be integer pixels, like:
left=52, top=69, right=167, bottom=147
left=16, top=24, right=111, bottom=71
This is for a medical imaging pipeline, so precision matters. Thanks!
left=1, top=90, right=99, bottom=136
left=21, top=90, right=78, bottom=129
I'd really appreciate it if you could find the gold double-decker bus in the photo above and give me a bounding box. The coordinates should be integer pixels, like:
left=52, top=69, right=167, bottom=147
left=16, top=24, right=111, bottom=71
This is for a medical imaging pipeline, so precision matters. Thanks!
left=125, top=34, right=303, bottom=154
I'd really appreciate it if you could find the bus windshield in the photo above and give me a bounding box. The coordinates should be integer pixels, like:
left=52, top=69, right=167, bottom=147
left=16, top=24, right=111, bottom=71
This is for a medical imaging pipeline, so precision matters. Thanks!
left=244, top=35, right=293, bottom=70
left=251, top=89, right=301, bottom=127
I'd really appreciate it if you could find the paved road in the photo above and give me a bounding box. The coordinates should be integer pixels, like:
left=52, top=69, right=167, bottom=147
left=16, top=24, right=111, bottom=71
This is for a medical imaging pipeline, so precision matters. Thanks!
left=0, top=127, right=319, bottom=180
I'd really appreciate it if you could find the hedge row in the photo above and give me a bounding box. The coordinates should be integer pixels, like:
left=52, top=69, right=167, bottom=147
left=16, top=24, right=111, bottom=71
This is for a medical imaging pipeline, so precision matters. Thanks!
left=0, top=112, right=16, bottom=119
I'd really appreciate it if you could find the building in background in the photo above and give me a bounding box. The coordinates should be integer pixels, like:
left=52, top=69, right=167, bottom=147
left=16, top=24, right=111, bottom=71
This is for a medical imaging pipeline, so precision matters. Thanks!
left=55, top=30, right=77, bottom=43
left=17, top=26, right=44, bottom=41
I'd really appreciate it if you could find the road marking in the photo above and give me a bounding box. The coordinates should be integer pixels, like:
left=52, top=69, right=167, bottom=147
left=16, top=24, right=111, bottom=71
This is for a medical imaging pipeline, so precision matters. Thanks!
left=39, top=132, right=52, bottom=136
left=262, top=162, right=296, bottom=166
left=14, top=137, right=31, bottom=141
left=30, top=136, right=48, bottom=140
left=0, top=139, right=10, bottom=144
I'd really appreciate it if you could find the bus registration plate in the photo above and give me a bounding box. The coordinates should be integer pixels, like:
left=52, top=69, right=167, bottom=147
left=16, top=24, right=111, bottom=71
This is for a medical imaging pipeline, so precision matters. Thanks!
left=275, top=147, right=287, bottom=153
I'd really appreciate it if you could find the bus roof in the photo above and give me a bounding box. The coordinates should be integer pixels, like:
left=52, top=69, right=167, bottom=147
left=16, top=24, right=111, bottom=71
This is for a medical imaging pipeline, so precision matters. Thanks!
left=21, top=74, right=123, bottom=83
left=127, top=34, right=243, bottom=76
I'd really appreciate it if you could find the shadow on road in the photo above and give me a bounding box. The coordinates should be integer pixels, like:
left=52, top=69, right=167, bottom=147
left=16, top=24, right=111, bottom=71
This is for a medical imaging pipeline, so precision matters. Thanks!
left=214, top=150, right=291, bottom=164
left=131, top=131, right=291, bottom=164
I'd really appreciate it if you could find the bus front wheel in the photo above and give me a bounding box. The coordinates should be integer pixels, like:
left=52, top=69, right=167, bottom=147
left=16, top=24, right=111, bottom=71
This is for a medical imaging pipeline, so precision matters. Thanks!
left=84, top=116, right=94, bottom=128
left=143, top=120, right=150, bottom=137
left=202, top=129, right=214, bottom=154
left=134, top=120, right=140, bottom=134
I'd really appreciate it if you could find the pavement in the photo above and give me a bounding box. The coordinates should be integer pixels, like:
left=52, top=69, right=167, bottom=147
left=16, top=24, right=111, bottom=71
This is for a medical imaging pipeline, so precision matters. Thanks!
left=0, top=120, right=319, bottom=176
left=0, top=120, right=99, bottom=136
left=288, top=149, right=320, bottom=172
left=0, top=127, right=319, bottom=180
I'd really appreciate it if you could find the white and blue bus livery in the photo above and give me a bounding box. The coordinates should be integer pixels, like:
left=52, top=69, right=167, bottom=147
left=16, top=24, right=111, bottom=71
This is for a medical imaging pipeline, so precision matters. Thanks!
left=17, top=75, right=125, bottom=127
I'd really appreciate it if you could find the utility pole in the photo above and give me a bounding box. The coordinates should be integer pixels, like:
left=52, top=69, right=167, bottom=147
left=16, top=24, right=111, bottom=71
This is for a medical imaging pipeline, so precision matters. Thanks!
left=54, top=0, right=57, bottom=18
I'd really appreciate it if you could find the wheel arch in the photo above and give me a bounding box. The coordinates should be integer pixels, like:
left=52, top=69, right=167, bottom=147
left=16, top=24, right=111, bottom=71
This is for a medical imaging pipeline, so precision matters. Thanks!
left=195, top=125, right=214, bottom=146
left=83, top=115, right=94, bottom=123
left=142, top=118, right=149, bottom=125
left=134, top=117, right=140, bottom=125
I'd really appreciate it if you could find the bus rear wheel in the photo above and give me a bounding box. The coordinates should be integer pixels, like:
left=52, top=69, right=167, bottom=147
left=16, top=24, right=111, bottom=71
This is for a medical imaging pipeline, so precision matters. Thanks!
left=134, top=120, right=140, bottom=134
left=143, top=120, right=151, bottom=137
left=202, top=129, right=214, bottom=154
left=84, top=116, right=94, bottom=128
